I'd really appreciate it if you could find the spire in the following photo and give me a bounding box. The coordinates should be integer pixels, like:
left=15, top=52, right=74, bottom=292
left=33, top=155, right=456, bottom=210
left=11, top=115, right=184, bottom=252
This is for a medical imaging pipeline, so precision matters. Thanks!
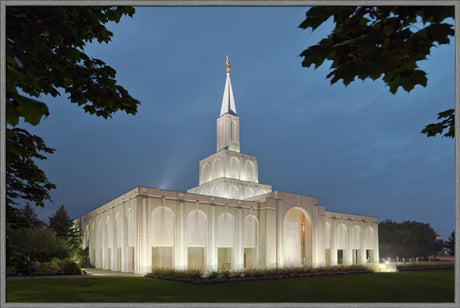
left=220, top=56, right=237, bottom=116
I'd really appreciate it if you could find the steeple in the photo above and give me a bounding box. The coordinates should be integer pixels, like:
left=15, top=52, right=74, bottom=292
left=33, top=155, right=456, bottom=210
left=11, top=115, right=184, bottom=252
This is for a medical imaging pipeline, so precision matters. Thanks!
left=187, top=56, right=272, bottom=199
left=217, top=56, right=240, bottom=152
left=220, top=56, right=237, bottom=116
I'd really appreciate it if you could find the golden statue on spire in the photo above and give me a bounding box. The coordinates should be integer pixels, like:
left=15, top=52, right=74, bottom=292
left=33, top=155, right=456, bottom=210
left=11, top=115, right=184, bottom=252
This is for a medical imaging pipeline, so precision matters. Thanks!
left=226, top=55, right=230, bottom=74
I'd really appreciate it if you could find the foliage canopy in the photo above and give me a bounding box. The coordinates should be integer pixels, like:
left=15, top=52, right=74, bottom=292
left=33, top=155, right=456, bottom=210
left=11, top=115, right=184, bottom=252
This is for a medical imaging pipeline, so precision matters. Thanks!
left=6, top=128, right=56, bottom=208
left=6, top=6, right=140, bottom=126
left=299, top=6, right=455, bottom=138
left=378, top=219, right=441, bottom=258
left=6, top=6, right=140, bottom=210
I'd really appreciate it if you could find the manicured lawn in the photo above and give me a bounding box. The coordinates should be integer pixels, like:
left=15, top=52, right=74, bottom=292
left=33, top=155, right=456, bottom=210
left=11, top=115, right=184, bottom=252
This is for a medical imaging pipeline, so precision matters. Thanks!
left=7, top=269, right=454, bottom=303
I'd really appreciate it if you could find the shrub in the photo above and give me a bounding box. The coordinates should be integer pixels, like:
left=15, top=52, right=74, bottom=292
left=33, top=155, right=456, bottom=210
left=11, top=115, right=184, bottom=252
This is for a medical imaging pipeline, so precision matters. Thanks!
left=146, top=264, right=373, bottom=283
left=34, top=261, right=62, bottom=275
left=184, top=269, right=203, bottom=280
left=396, top=261, right=454, bottom=271
left=62, top=261, right=81, bottom=275
left=203, top=271, right=220, bottom=279
left=33, top=259, right=82, bottom=275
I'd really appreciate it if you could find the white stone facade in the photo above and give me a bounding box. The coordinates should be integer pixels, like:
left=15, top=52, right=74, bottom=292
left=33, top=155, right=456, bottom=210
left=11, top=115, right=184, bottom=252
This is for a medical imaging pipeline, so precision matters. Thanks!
left=187, top=149, right=272, bottom=200
left=76, top=188, right=378, bottom=274
left=76, top=59, right=379, bottom=274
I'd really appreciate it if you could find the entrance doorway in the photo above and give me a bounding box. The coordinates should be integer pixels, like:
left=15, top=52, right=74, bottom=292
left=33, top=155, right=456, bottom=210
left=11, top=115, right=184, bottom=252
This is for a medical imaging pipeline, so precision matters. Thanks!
left=217, top=247, right=232, bottom=270
left=366, top=249, right=373, bottom=263
left=152, top=247, right=173, bottom=269
left=337, top=249, right=344, bottom=265
left=244, top=248, right=257, bottom=269
left=188, top=247, right=205, bottom=270
left=283, top=208, right=310, bottom=266
left=300, top=213, right=306, bottom=265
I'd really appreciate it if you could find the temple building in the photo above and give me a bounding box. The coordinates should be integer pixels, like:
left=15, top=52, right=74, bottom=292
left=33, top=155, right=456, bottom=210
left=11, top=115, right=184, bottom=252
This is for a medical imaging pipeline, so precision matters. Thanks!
left=75, top=57, right=379, bottom=274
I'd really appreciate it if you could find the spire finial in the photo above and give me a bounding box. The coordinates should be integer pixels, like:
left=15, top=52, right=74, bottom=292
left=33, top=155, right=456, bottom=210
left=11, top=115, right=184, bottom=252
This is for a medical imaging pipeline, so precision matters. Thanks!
left=226, top=55, right=230, bottom=74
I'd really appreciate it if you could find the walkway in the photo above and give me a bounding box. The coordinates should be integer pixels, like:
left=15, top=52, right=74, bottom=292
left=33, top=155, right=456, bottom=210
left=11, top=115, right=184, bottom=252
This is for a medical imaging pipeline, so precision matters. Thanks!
left=7, top=268, right=143, bottom=280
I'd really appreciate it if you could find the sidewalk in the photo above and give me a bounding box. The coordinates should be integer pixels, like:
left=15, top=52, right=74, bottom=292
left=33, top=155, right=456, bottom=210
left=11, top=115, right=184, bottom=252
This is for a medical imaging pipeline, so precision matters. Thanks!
left=7, top=268, right=143, bottom=280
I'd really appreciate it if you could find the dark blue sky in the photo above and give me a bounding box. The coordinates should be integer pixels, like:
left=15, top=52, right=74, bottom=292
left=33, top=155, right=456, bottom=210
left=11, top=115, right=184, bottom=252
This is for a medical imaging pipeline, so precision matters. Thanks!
left=21, top=7, right=455, bottom=239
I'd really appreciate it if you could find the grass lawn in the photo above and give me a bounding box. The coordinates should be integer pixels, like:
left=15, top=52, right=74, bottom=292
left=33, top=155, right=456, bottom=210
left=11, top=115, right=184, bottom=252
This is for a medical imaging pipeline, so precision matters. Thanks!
left=7, top=269, right=454, bottom=303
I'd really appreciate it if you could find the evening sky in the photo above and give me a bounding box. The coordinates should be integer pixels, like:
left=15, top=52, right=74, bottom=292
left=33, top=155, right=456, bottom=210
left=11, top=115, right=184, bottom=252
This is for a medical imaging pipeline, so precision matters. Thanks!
left=18, top=7, right=455, bottom=239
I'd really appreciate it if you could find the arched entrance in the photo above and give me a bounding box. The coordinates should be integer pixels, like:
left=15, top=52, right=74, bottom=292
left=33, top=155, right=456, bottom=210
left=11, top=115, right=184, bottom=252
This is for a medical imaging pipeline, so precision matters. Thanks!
left=283, top=208, right=312, bottom=267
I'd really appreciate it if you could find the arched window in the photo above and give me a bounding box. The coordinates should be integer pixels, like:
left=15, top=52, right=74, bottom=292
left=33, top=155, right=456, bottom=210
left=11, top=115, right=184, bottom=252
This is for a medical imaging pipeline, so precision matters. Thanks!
left=244, top=187, right=254, bottom=198
left=351, top=225, right=361, bottom=249
left=186, top=210, right=207, bottom=246
left=201, top=163, right=210, bottom=182
left=151, top=207, right=175, bottom=246
left=243, top=215, right=258, bottom=247
left=213, top=158, right=223, bottom=178
left=229, top=185, right=239, bottom=199
left=336, top=224, right=347, bottom=249
left=365, top=226, right=374, bottom=249
left=216, top=213, right=235, bottom=247
left=244, top=160, right=255, bottom=181
left=228, top=157, right=240, bottom=179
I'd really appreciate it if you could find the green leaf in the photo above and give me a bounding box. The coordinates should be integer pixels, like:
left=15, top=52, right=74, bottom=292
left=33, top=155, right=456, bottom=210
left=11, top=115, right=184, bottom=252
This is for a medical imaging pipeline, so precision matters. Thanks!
left=6, top=100, right=19, bottom=127
left=9, top=93, right=49, bottom=126
left=298, top=6, right=454, bottom=99
left=299, top=7, right=336, bottom=30
left=421, top=109, right=454, bottom=138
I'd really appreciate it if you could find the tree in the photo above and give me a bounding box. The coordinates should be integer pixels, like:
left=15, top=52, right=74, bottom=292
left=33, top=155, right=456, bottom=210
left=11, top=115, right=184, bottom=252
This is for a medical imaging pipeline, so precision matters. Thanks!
left=6, top=128, right=56, bottom=220
left=49, top=205, right=80, bottom=249
left=378, top=219, right=440, bottom=259
left=7, top=225, right=71, bottom=273
left=299, top=6, right=455, bottom=138
left=21, top=204, right=45, bottom=228
left=6, top=7, right=140, bottom=214
left=446, top=231, right=455, bottom=256
left=7, top=205, right=83, bottom=275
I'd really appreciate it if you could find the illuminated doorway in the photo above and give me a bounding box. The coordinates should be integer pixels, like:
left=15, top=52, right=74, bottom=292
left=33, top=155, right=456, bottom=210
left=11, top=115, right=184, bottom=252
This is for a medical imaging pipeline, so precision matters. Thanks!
left=217, top=247, right=232, bottom=270
left=188, top=247, right=205, bottom=270
left=244, top=248, right=258, bottom=269
left=152, top=247, right=173, bottom=269
left=283, top=208, right=310, bottom=266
